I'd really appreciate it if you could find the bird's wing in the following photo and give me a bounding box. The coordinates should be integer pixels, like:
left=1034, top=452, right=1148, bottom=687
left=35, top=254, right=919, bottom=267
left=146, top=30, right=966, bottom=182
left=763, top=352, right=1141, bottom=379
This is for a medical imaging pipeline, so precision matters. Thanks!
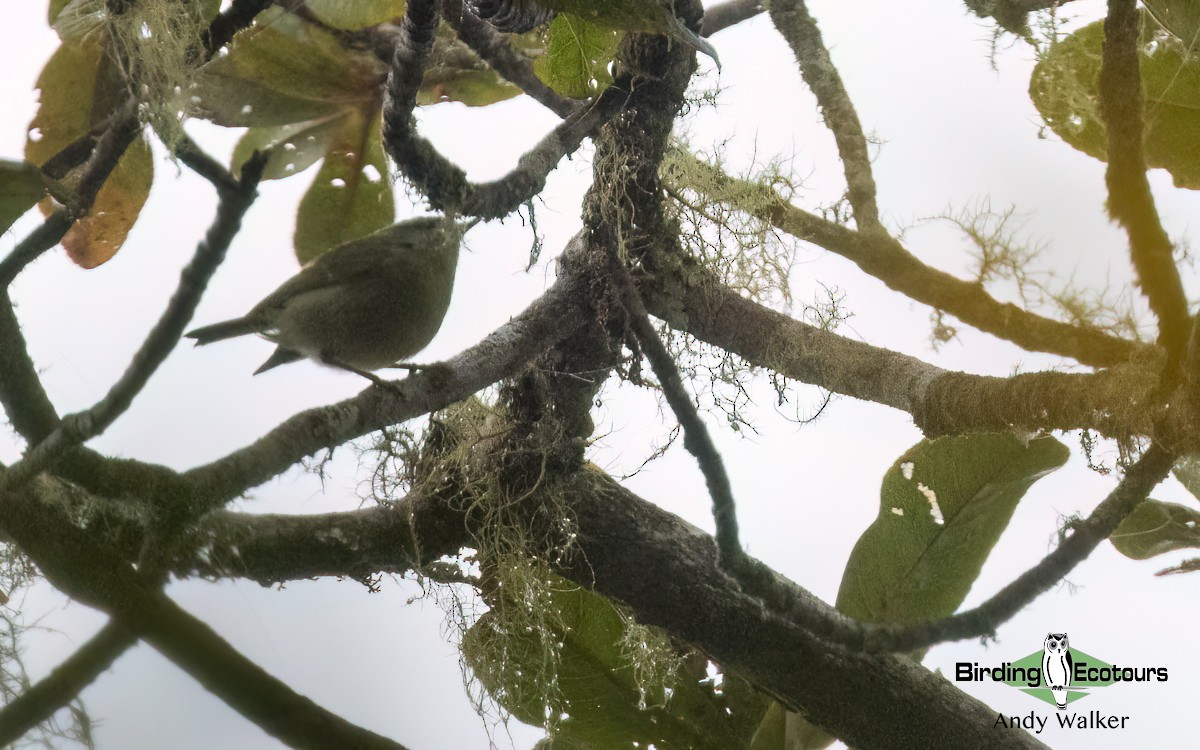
left=251, top=242, right=406, bottom=315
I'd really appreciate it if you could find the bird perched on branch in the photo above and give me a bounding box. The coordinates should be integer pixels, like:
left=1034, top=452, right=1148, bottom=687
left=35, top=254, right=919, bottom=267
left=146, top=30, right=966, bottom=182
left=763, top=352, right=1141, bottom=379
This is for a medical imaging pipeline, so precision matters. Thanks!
left=186, top=216, right=466, bottom=384
left=469, top=0, right=720, bottom=67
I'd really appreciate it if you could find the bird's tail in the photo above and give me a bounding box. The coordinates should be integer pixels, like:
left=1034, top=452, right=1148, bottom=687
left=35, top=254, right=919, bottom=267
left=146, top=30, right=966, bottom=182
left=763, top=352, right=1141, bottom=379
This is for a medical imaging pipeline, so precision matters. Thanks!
left=186, top=317, right=259, bottom=345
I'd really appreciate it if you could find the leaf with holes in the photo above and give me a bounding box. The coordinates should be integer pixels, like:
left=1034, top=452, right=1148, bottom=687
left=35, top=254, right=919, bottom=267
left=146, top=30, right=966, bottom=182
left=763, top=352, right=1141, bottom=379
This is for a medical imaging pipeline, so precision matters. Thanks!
left=231, top=113, right=348, bottom=181
left=1030, top=9, right=1200, bottom=189
left=293, top=108, right=393, bottom=264
left=190, top=7, right=384, bottom=127
left=1110, top=499, right=1200, bottom=560
left=837, top=434, right=1069, bottom=625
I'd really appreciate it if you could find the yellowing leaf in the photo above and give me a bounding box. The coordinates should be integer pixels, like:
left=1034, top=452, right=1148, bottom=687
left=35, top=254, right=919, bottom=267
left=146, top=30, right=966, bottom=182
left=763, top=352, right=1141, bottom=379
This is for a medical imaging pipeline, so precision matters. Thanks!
left=26, top=39, right=152, bottom=268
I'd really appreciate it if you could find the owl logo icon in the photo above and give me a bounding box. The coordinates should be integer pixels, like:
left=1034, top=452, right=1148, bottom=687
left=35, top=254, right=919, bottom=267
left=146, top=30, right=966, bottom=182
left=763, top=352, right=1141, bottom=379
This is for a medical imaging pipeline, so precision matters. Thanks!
left=1042, top=633, right=1073, bottom=710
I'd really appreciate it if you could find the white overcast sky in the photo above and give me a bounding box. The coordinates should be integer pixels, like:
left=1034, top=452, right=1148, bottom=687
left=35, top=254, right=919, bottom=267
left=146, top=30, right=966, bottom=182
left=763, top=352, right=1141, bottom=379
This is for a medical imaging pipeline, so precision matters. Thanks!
left=2, top=1, right=1200, bottom=748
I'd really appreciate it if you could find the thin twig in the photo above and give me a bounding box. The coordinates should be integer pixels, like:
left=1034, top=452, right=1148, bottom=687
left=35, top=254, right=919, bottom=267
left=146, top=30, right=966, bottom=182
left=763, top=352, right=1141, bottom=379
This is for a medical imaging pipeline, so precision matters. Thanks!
left=0, top=155, right=267, bottom=494
left=616, top=266, right=745, bottom=567
left=381, top=0, right=623, bottom=219
left=0, top=102, right=141, bottom=287
left=0, top=484, right=410, bottom=750
left=457, top=8, right=580, bottom=119
left=767, top=0, right=880, bottom=230
left=0, top=622, right=135, bottom=747
left=201, top=0, right=272, bottom=59
left=859, top=442, right=1176, bottom=652
left=1097, top=0, right=1189, bottom=371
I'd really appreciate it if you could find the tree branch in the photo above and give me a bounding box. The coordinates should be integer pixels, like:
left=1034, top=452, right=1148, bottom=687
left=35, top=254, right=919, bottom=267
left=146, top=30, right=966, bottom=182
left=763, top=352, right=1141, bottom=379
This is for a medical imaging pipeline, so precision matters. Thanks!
left=670, top=153, right=1142, bottom=366
left=0, top=102, right=141, bottom=288
left=0, top=155, right=267, bottom=494
left=0, top=478, right=410, bottom=750
left=0, top=622, right=135, bottom=748
left=618, top=268, right=745, bottom=566
left=381, top=0, right=624, bottom=219
left=159, top=472, right=1049, bottom=750
left=1097, top=0, right=1189, bottom=369
left=860, top=441, right=1176, bottom=652
left=639, top=265, right=1160, bottom=440
left=201, top=0, right=272, bottom=59
left=456, top=8, right=579, bottom=118
left=700, top=0, right=764, bottom=37
left=767, top=0, right=880, bottom=230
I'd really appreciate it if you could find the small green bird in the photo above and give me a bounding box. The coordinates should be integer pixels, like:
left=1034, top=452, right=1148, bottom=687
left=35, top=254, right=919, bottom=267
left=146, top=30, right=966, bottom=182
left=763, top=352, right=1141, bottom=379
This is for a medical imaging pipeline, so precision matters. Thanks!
left=186, top=216, right=465, bottom=382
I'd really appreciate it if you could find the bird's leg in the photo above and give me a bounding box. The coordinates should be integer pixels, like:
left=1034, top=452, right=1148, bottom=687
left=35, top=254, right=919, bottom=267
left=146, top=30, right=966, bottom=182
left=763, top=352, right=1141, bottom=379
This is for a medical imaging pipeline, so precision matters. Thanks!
left=323, top=357, right=394, bottom=388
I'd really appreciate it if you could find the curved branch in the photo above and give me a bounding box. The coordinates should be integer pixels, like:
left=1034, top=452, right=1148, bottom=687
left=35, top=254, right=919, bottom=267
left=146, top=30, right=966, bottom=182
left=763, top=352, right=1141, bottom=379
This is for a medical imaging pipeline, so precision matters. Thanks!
left=1098, top=0, right=1189, bottom=368
left=0, top=102, right=141, bottom=288
left=457, top=9, right=579, bottom=118
left=0, top=480, right=410, bottom=750
left=861, top=441, right=1176, bottom=652
left=618, top=268, right=745, bottom=566
left=671, top=154, right=1143, bottom=366
left=767, top=0, right=880, bottom=229
left=700, top=0, right=764, bottom=37
left=180, top=248, right=591, bottom=513
left=0, top=622, right=135, bottom=748
left=0, top=156, right=267, bottom=493
left=381, top=0, right=623, bottom=218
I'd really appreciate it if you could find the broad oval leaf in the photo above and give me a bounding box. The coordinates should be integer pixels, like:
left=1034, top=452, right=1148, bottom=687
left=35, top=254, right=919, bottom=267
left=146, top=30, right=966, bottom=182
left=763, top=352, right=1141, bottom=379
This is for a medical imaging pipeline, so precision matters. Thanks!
left=534, top=14, right=619, bottom=99
left=1110, top=499, right=1200, bottom=560
left=418, top=28, right=523, bottom=107
left=836, top=434, right=1069, bottom=625
left=190, top=7, right=384, bottom=127
left=1030, top=10, right=1200, bottom=189
left=293, top=108, right=393, bottom=264
left=1144, top=0, right=1200, bottom=44
left=231, top=114, right=347, bottom=181
left=463, top=572, right=768, bottom=749
left=26, top=39, right=153, bottom=268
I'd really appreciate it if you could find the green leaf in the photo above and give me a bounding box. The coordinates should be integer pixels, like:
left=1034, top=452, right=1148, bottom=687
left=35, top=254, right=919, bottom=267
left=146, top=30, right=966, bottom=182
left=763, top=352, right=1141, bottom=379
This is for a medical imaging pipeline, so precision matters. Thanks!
left=1144, top=0, right=1200, bottom=44
left=0, top=160, right=50, bottom=234
left=231, top=114, right=347, bottom=181
left=836, top=434, right=1069, bottom=625
left=1030, top=10, right=1200, bottom=189
left=190, top=7, right=384, bottom=127
left=293, top=108, right=393, bottom=264
left=463, top=574, right=768, bottom=749
left=540, top=0, right=718, bottom=64
left=749, top=701, right=835, bottom=750
left=1172, top=455, right=1200, bottom=501
left=304, top=0, right=407, bottom=30
left=418, top=28, right=523, bottom=107
left=534, top=14, right=619, bottom=99
left=1110, top=499, right=1200, bottom=560
left=27, top=39, right=152, bottom=268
